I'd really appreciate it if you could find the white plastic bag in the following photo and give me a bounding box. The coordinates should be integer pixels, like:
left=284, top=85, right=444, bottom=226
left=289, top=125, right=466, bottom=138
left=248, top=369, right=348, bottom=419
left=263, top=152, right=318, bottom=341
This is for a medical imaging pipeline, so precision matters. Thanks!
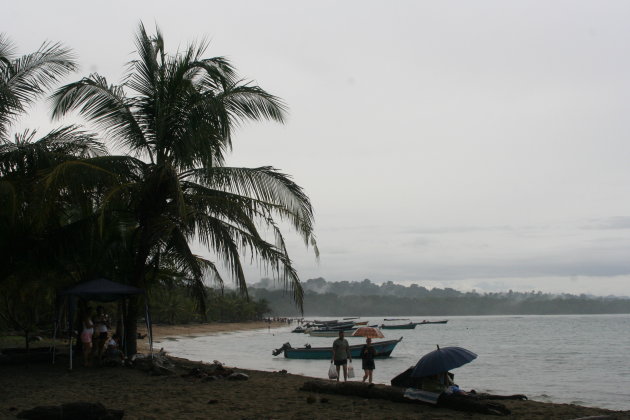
left=347, top=362, right=355, bottom=378
left=328, top=363, right=338, bottom=379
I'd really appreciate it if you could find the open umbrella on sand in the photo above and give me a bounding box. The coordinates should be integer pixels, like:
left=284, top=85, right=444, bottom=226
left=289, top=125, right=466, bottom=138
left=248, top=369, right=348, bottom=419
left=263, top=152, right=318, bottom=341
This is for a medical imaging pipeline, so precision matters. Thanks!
left=411, top=345, right=477, bottom=377
left=351, top=326, right=385, bottom=338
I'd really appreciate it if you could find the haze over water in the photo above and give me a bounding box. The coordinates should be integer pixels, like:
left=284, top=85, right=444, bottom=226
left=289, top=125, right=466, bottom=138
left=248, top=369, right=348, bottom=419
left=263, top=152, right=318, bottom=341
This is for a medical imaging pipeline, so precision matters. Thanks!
left=158, top=314, right=630, bottom=411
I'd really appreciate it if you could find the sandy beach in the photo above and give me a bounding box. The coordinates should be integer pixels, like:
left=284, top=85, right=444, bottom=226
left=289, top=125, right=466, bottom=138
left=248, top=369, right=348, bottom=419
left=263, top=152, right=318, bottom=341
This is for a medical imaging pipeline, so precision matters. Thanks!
left=2, top=322, right=630, bottom=420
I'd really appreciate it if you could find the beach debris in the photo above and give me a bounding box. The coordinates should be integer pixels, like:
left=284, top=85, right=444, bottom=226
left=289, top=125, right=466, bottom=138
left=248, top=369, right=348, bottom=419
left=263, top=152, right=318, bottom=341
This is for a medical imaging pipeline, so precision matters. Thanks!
left=320, top=397, right=329, bottom=403
left=17, top=402, right=124, bottom=420
left=227, top=372, right=249, bottom=381
left=207, top=399, right=219, bottom=404
left=132, top=349, right=175, bottom=376
left=306, top=396, right=316, bottom=404
left=182, top=361, right=237, bottom=381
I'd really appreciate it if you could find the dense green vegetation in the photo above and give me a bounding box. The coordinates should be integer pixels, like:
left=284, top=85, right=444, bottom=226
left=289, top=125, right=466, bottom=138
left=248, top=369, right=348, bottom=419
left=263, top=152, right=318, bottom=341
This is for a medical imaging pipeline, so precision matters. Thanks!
left=0, top=25, right=315, bottom=352
left=251, top=278, right=630, bottom=316
left=150, top=285, right=271, bottom=324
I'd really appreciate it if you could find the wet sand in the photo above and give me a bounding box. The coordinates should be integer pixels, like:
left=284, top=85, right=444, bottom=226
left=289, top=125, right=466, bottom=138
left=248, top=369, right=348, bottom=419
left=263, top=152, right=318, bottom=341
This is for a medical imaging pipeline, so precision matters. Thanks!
left=137, top=321, right=284, bottom=352
left=2, top=322, right=629, bottom=419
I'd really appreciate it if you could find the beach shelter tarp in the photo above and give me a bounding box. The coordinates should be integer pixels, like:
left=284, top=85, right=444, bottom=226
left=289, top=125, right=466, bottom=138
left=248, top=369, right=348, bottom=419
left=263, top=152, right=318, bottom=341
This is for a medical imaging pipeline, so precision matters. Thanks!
left=58, top=278, right=146, bottom=301
left=55, top=278, right=153, bottom=369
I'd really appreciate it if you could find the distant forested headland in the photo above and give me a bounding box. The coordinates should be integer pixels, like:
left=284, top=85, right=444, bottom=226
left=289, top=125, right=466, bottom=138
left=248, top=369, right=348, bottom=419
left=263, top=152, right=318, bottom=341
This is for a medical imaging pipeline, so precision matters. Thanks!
left=250, top=278, right=630, bottom=316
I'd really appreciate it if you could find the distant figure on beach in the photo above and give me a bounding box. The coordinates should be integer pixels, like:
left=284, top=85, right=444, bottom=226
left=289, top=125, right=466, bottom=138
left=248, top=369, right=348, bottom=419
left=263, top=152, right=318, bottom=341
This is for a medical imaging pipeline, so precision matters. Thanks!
left=93, top=306, right=111, bottom=361
left=360, top=337, right=376, bottom=384
left=80, top=308, right=94, bottom=367
left=331, top=330, right=352, bottom=382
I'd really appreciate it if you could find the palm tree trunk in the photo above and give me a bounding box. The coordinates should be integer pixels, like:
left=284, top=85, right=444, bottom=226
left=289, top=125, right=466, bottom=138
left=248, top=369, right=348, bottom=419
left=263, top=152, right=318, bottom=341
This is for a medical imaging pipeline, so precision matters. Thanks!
left=123, top=295, right=139, bottom=357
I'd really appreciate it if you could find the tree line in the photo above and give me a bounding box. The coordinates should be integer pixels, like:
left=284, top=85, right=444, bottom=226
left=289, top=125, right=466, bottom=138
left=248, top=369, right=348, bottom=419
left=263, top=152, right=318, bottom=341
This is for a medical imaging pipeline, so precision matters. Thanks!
left=250, top=278, right=630, bottom=316
left=0, top=25, right=315, bottom=353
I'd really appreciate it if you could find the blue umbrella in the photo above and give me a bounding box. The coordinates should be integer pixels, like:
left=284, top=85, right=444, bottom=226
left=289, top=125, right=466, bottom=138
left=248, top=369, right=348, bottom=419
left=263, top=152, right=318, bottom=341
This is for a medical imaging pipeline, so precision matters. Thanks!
left=411, top=345, right=477, bottom=377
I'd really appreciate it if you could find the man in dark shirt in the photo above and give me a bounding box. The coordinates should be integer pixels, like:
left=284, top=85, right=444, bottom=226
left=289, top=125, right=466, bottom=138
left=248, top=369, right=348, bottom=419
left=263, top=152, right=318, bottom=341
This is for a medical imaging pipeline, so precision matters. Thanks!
left=331, top=330, right=352, bottom=381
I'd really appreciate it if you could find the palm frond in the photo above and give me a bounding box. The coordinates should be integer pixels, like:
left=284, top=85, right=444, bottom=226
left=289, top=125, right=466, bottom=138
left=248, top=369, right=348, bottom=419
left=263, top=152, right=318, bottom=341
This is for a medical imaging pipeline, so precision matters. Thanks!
left=214, top=83, right=287, bottom=124
left=50, top=75, right=148, bottom=156
left=0, top=38, right=76, bottom=139
left=192, top=166, right=315, bottom=240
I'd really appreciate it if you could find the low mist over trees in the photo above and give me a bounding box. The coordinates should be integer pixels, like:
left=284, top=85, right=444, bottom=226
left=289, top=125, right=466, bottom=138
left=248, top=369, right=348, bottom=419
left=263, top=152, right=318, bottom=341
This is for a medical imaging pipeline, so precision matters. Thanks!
left=250, top=278, right=630, bottom=316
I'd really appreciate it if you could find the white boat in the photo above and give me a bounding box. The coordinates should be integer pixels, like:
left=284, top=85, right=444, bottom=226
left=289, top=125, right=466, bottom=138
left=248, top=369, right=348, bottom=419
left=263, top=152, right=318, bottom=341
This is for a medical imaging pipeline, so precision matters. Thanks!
left=307, top=328, right=358, bottom=337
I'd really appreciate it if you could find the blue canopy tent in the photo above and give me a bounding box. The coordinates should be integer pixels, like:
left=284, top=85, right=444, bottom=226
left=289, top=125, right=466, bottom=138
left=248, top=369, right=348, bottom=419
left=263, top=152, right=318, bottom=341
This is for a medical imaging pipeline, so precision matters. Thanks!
left=54, top=278, right=153, bottom=369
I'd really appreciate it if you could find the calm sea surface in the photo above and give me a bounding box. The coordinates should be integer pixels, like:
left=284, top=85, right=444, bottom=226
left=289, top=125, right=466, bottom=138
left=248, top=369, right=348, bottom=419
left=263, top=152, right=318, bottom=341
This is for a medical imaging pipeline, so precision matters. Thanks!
left=156, top=314, right=630, bottom=411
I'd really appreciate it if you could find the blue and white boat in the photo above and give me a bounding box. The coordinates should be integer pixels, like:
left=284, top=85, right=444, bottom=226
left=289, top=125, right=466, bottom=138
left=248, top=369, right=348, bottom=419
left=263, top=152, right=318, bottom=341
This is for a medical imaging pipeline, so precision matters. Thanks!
left=272, top=337, right=403, bottom=359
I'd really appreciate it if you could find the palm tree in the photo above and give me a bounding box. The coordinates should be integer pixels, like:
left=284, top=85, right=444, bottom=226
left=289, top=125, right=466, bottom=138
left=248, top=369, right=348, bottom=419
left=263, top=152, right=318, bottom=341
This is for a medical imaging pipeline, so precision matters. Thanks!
left=51, top=23, right=317, bottom=354
left=0, top=36, right=93, bottom=287
left=0, top=36, right=115, bottom=342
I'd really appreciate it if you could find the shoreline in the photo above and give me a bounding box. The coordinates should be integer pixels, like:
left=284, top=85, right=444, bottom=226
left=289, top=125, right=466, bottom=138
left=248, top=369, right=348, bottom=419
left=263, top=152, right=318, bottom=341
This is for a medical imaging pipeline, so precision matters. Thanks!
left=2, top=356, right=629, bottom=419
left=137, top=320, right=285, bottom=351
left=3, top=322, right=630, bottom=419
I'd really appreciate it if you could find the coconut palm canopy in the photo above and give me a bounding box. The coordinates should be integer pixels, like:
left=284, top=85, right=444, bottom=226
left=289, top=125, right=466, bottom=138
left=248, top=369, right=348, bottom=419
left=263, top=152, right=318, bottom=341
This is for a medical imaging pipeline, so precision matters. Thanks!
left=40, top=23, right=317, bottom=353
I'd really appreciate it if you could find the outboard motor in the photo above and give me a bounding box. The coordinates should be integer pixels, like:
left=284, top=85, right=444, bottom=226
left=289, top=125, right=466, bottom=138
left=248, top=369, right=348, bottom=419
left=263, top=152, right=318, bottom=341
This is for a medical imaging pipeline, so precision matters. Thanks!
left=272, top=342, right=292, bottom=356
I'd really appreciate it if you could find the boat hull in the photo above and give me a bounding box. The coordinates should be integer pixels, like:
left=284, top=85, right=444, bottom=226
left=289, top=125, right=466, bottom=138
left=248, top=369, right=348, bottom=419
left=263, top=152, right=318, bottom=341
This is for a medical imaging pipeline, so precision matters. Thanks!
left=380, top=323, right=416, bottom=330
left=307, top=329, right=357, bottom=337
left=282, top=338, right=403, bottom=359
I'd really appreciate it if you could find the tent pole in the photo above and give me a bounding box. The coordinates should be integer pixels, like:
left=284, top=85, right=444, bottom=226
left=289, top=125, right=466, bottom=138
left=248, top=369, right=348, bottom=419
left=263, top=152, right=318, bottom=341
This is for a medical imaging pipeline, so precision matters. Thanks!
left=68, top=297, right=74, bottom=370
left=52, top=299, right=59, bottom=365
left=145, top=300, right=153, bottom=359
left=121, top=299, right=126, bottom=358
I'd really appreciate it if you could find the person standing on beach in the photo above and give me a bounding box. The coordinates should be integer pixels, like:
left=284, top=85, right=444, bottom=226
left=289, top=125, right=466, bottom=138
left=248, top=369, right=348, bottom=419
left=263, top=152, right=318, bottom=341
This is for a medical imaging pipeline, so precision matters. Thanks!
left=81, top=308, right=94, bottom=367
left=93, top=306, right=110, bottom=362
left=361, top=337, right=376, bottom=384
left=331, top=330, right=352, bottom=381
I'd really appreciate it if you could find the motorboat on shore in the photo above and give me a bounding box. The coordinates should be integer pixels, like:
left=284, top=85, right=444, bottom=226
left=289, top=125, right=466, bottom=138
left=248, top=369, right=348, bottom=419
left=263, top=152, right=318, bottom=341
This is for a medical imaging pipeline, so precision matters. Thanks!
left=272, top=337, right=403, bottom=359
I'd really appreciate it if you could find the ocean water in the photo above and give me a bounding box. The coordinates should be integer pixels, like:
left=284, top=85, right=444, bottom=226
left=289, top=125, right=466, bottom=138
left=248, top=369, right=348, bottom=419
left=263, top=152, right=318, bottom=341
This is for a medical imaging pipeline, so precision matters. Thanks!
left=156, top=314, right=630, bottom=411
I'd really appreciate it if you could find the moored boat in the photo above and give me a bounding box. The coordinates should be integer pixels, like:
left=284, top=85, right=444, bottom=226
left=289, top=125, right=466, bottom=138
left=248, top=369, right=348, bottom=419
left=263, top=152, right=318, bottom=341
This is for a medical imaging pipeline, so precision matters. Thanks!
left=307, top=328, right=357, bottom=337
left=417, top=320, right=448, bottom=325
left=272, top=337, right=403, bottom=359
left=380, top=322, right=416, bottom=329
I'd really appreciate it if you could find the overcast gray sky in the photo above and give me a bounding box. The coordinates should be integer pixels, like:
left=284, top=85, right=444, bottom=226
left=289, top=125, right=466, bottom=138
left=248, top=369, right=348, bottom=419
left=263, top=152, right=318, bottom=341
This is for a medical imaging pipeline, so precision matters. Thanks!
left=4, top=0, right=630, bottom=296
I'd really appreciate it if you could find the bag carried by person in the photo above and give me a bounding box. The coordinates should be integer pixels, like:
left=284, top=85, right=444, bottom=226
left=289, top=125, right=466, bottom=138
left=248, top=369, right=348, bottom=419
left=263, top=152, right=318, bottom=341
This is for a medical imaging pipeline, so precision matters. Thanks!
left=328, top=362, right=338, bottom=379
left=347, top=362, right=355, bottom=378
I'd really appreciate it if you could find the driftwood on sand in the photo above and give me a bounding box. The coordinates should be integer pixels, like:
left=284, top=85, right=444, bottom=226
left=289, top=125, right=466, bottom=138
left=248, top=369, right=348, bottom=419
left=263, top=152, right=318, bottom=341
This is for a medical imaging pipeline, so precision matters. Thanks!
left=17, top=402, right=124, bottom=420
left=300, top=380, right=527, bottom=416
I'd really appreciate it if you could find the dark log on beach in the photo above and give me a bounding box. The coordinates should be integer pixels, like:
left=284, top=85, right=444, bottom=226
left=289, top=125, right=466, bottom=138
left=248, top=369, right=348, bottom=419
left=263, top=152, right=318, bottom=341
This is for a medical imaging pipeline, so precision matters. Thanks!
left=475, top=392, right=528, bottom=400
left=17, top=402, right=124, bottom=420
left=300, top=380, right=511, bottom=416
left=301, top=380, right=409, bottom=402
